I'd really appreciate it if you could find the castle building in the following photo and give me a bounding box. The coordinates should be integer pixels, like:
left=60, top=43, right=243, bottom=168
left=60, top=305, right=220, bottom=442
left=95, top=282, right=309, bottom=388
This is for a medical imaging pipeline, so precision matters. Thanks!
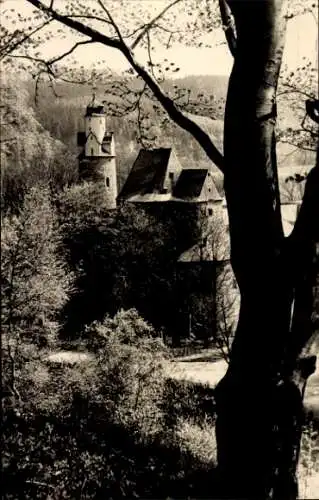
left=75, top=103, right=305, bottom=342
left=117, top=147, right=222, bottom=207
left=118, top=146, right=236, bottom=341
left=77, top=99, right=117, bottom=209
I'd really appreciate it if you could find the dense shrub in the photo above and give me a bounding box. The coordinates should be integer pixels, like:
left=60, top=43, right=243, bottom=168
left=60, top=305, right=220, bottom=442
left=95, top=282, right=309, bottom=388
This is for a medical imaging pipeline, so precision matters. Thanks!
left=164, top=377, right=216, bottom=429
left=1, top=186, right=73, bottom=401
left=2, top=309, right=220, bottom=499
left=175, top=416, right=217, bottom=465
left=2, top=406, right=218, bottom=499
left=84, top=308, right=170, bottom=439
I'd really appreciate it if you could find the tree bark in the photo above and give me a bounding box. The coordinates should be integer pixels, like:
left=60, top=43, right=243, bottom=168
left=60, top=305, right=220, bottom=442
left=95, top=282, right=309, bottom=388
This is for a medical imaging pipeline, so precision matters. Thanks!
left=214, top=1, right=317, bottom=498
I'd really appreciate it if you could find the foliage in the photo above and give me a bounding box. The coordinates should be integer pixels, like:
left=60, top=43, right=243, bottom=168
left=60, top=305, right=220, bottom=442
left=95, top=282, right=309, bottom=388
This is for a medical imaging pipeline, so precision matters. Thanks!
left=22, top=73, right=315, bottom=170
left=55, top=181, right=236, bottom=355
left=2, top=307, right=220, bottom=499
left=280, top=172, right=308, bottom=202
left=298, top=420, right=319, bottom=499
left=2, top=407, right=216, bottom=499
left=278, top=59, right=318, bottom=156
left=1, top=186, right=72, bottom=337
left=164, top=377, right=216, bottom=428
left=175, top=415, right=217, bottom=465
left=56, top=186, right=179, bottom=336
left=1, top=186, right=73, bottom=396
left=1, top=0, right=317, bottom=168
left=0, top=77, right=77, bottom=213
left=1, top=2, right=318, bottom=497
left=84, top=308, right=170, bottom=438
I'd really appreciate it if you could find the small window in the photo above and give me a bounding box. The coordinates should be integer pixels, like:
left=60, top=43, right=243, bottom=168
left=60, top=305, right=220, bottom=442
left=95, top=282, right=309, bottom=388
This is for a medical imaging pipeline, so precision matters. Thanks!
left=91, top=148, right=94, bottom=156
left=208, top=208, right=213, bottom=216
left=106, top=177, right=110, bottom=188
left=169, top=172, right=174, bottom=180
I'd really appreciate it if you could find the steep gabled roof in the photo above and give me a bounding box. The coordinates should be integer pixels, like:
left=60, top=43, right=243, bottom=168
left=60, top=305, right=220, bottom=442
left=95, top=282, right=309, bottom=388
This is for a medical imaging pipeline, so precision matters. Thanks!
left=172, top=168, right=222, bottom=202
left=118, top=148, right=172, bottom=199
left=173, top=169, right=207, bottom=199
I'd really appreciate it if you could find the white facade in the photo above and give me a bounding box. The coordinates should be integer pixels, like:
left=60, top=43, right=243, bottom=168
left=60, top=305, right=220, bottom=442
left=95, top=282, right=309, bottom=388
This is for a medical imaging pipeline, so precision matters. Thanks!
left=79, top=104, right=118, bottom=209
left=85, top=113, right=106, bottom=156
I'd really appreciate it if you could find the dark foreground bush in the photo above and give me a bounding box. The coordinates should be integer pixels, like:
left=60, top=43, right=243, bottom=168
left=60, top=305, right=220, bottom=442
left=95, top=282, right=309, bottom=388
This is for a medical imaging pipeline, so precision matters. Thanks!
left=2, top=310, right=219, bottom=499
left=163, top=378, right=216, bottom=429
left=2, top=405, right=218, bottom=499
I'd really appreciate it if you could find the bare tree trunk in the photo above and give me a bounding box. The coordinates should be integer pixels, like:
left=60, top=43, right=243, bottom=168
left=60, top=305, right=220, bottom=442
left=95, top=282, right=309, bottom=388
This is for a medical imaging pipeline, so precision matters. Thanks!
left=214, top=1, right=318, bottom=498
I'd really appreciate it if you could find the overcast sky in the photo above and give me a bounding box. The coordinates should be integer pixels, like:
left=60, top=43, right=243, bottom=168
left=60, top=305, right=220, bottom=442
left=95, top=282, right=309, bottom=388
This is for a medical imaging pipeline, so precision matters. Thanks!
left=2, top=1, right=318, bottom=77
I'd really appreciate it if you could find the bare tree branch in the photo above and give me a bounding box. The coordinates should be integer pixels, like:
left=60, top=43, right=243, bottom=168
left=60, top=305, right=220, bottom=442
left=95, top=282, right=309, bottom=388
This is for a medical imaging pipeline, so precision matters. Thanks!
left=67, top=14, right=112, bottom=25
left=121, top=47, right=224, bottom=169
left=279, top=139, right=317, bottom=152
left=8, top=39, right=94, bottom=79
left=0, top=19, right=53, bottom=61
left=278, top=82, right=316, bottom=100
left=24, top=0, right=224, bottom=171
left=131, top=0, right=182, bottom=50
left=146, top=31, right=155, bottom=78
left=96, top=0, right=125, bottom=44
left=25, top=0, right=122, bottom=50
left=48, top=39, right=94, bottom=66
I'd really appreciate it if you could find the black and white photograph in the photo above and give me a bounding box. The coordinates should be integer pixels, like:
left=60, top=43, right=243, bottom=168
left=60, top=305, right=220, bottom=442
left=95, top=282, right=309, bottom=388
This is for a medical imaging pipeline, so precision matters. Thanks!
left=1, top=0, right=318, bottom=498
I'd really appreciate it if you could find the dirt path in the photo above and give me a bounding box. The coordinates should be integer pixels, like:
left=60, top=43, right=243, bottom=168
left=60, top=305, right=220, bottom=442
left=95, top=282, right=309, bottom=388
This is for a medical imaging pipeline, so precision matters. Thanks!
left=166, top=355, right=319, bottom=418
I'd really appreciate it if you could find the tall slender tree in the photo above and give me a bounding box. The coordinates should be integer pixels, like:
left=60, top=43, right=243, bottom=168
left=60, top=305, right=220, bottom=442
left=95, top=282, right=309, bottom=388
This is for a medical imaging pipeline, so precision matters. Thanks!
left=1, top=186, right=73, bottom=397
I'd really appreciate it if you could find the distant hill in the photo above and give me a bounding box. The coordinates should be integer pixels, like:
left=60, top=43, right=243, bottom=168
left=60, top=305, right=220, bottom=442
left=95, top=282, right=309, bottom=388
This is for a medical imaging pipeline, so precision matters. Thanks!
left=24, top=73, right=315, bottom=185
left=171, top=75, right=228, bottom=102
left=1, top=76, right=77, bottom=211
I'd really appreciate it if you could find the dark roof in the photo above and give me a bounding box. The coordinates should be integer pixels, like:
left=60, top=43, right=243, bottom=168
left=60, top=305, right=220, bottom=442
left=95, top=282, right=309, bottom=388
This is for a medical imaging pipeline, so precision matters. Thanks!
left=85, top=105, right=104, bottom=116
left=172, top=169, right=207, bottom=199
left=118, top=148, right=171, bottom=199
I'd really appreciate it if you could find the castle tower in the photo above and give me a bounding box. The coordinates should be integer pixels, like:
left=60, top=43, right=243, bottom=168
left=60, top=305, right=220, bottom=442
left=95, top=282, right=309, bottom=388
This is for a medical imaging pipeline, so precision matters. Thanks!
left=77, top=97, right=117, bottom=209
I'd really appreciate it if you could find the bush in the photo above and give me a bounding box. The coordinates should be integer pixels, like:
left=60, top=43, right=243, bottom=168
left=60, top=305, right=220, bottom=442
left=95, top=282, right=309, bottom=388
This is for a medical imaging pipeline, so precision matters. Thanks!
left=2, top=309, right=220, bottom=499
left=163, top=378, right=216, bottom=429
left=16, top=309, right=169, bottom=435
left=298, top=420, right=319, bottom=499
left=175, top=416, right=217, bottom=465
left=84, top=308, right=170, bottom=439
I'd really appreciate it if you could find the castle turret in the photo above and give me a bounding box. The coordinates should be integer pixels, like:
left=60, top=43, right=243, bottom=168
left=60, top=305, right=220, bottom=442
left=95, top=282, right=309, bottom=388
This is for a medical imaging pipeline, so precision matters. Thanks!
left=77, top=98, right=117, bottom=209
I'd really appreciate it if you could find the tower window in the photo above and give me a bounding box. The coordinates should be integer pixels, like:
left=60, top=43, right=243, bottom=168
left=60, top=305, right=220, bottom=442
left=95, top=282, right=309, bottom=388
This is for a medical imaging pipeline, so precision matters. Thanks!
left=208, top=208, right=213, bottom=216
left=91, top=148, right=94, bottom=156
left=169, top=172, right=174, bottom=180
left=106, top=177, right=110, bottom=188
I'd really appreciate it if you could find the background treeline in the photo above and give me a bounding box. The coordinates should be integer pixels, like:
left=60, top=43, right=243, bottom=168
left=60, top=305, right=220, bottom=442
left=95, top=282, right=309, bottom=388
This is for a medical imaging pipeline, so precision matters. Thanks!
left=1, top=73, right=314, bottom=214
